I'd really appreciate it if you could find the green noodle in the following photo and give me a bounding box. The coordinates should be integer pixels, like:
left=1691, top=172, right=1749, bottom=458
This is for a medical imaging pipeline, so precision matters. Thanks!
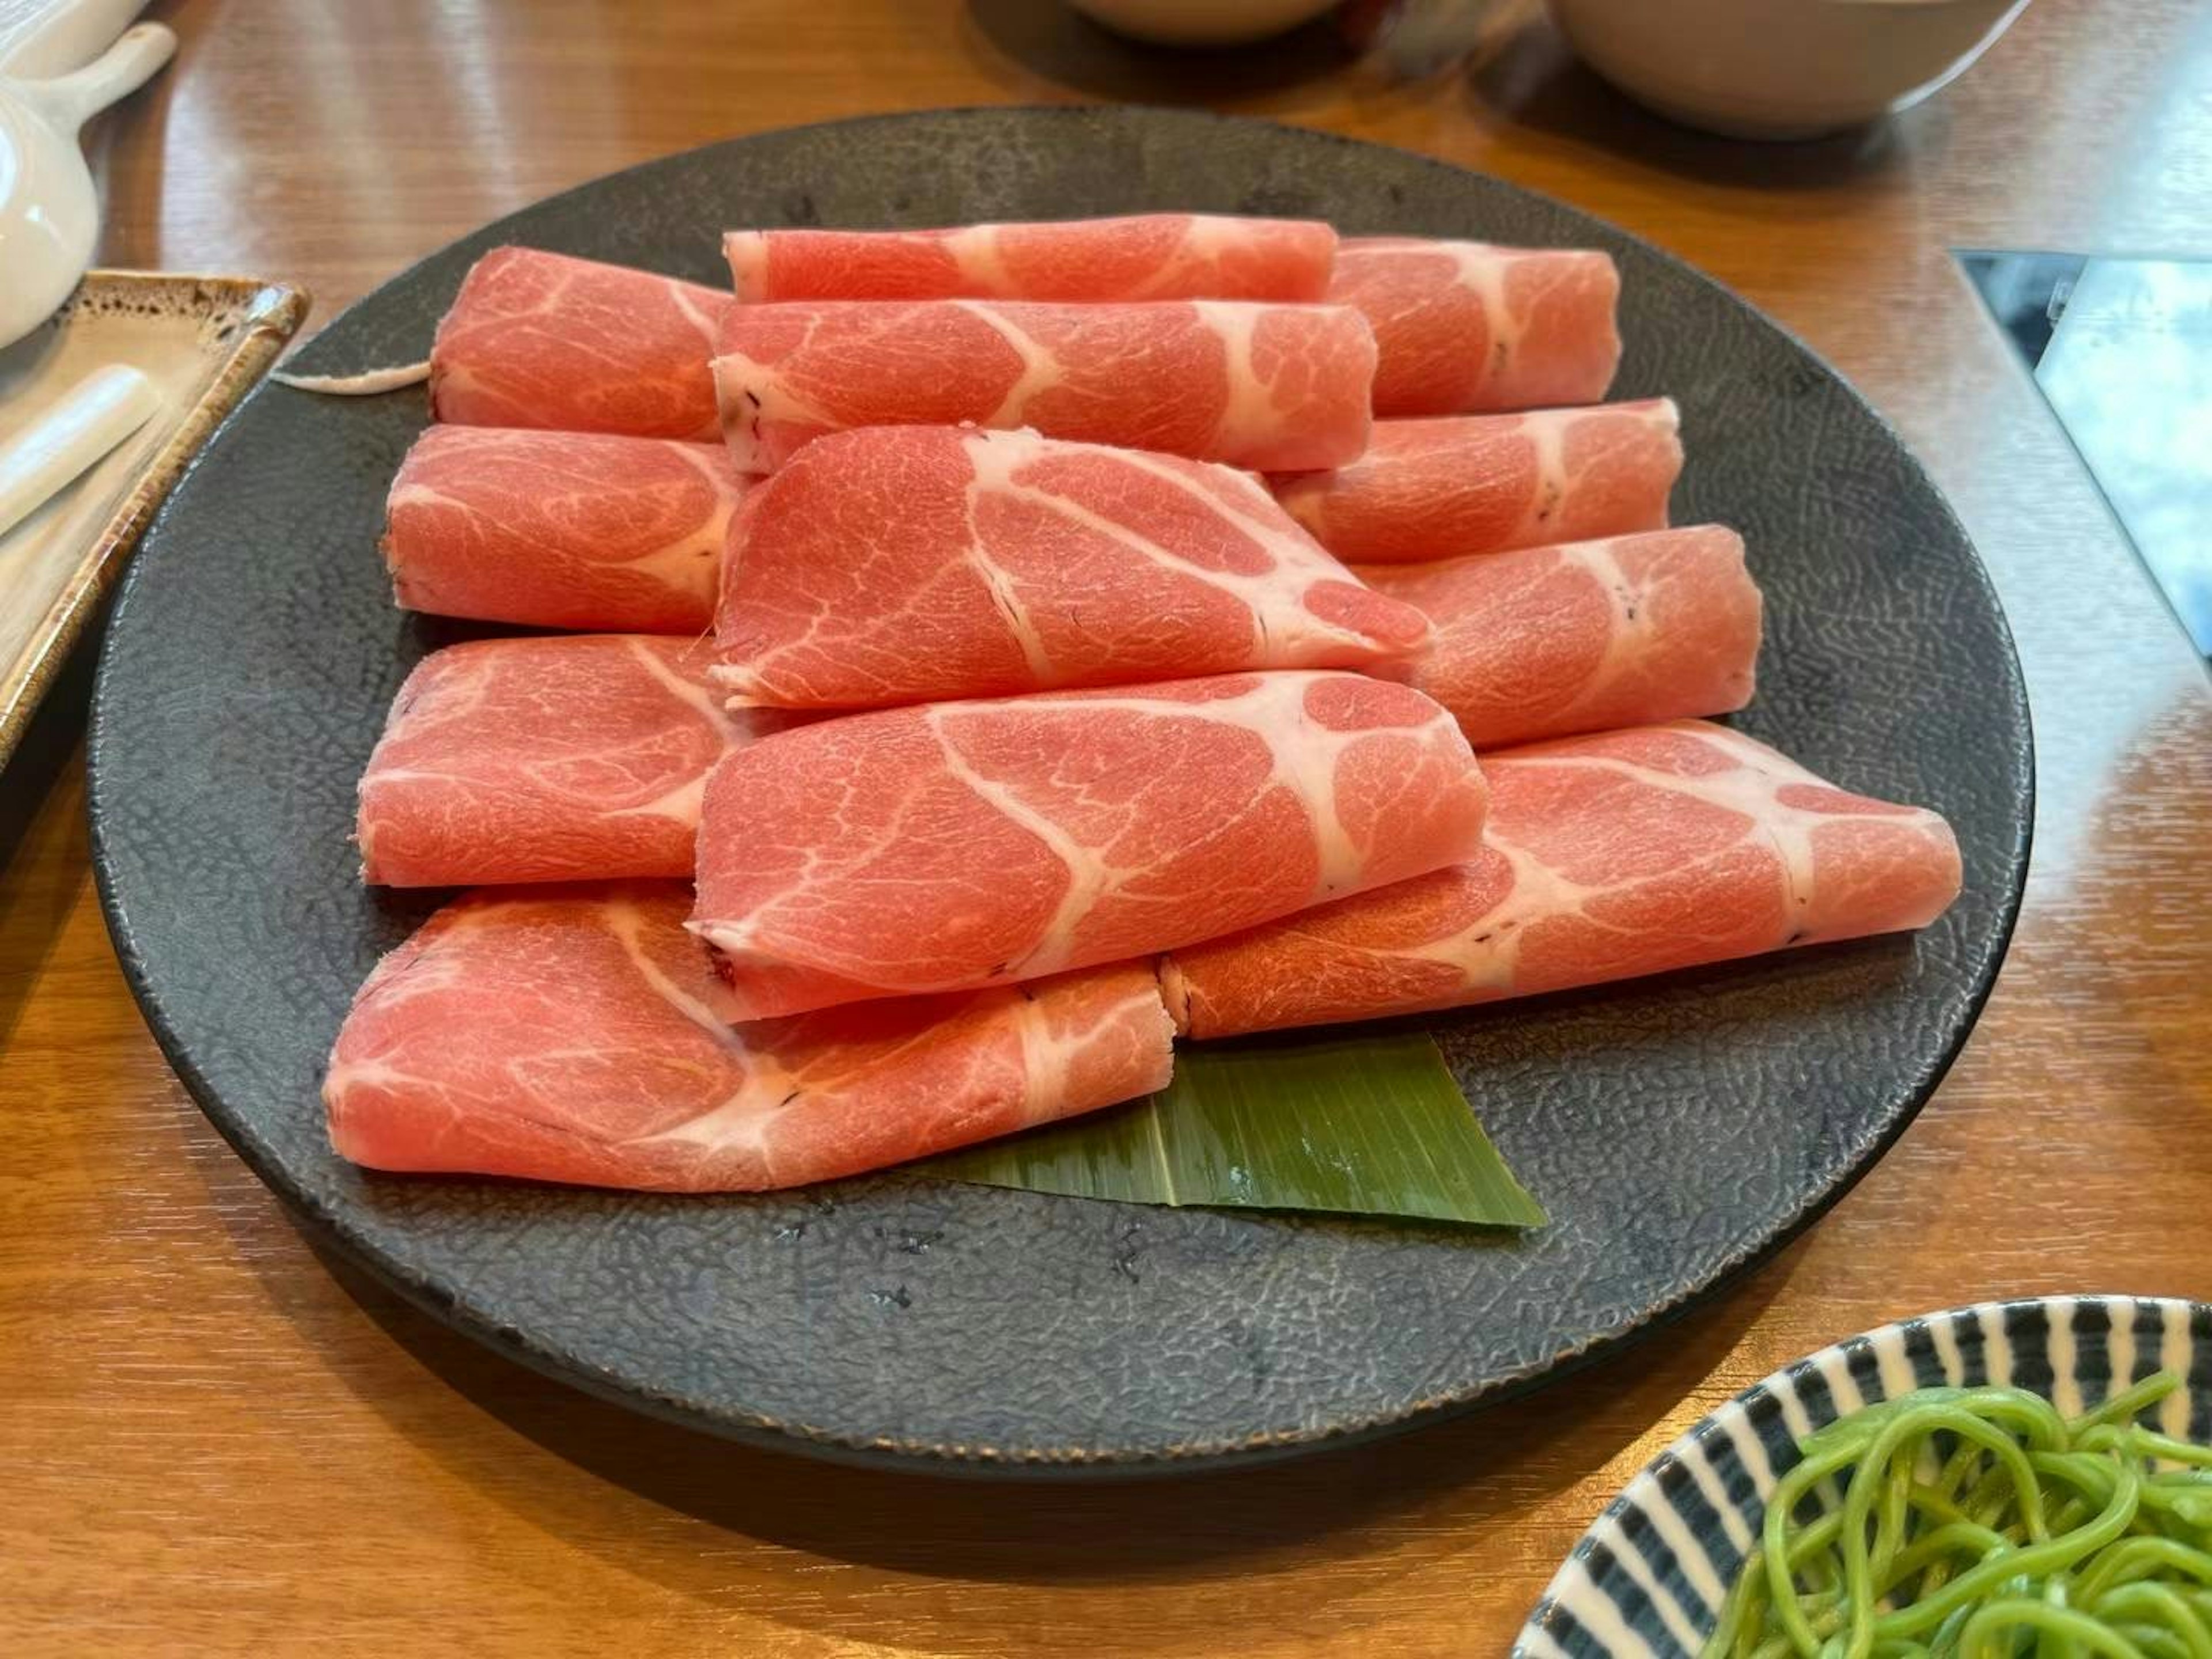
left=1702, top=1373, right=2212, bottom=1659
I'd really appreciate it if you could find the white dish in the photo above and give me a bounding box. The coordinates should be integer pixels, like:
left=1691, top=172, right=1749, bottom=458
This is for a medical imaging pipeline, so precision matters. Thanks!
left=1547, top=0, right=2029, bottom=141
left=0, top=272, right=305, bottom=766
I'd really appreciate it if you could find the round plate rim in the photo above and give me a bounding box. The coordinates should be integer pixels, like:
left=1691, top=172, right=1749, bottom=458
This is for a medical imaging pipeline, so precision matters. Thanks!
left=85, top=105, right=2035, bottom=1476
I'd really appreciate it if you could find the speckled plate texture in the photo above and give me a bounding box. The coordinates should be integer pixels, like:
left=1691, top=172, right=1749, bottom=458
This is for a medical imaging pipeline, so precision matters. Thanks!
left=85, top=108, right=2032, bottom=1474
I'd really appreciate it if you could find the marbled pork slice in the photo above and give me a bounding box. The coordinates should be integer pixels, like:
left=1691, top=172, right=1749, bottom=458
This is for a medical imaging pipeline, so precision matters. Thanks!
left=714, top=425, right=1430, bottom=710
left=725, top=213, right=1337, bottom=302
left=691, top=671, right=1491, bottom=1019
left=385, top=426, right=746, bottom=632
left=324, top=884, right=1176, bottom=1192
left=358, top=635, right=771, bottom=887
left=1275, top=400, right=1680, bottom=564
left=1327, top=237, right=1620, bottom=418
left=711, top=298, right=1376, bottom=473
left=1162, top=721, right=1963, bottom=1037
left=430, top=246, right=729, bottom=440
left=1359, top=526, right=1762, bottom=748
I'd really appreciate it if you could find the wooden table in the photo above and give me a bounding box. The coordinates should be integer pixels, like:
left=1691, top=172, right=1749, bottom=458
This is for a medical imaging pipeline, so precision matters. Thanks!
left=7, top=1, right=2209, bottom=1651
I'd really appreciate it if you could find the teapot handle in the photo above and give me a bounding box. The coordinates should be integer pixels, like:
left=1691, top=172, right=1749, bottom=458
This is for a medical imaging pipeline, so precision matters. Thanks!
left=10, top=20, right=173, bottom=136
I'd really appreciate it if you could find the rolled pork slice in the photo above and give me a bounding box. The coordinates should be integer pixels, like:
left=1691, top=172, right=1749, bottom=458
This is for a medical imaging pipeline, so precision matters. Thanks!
left=385, top=427, right=747, bottom=633
left=711, top=299, right=1376, bottom=473
left=1360, top=527, right=1762, bottom=749
left=1162, top=721, right=1963, bottom=1038
left=724, top=214, right=1338, bottom=302
left=1275, top=400, right=1681, bottom=565
left=358, top=635, right=770, bottom=887
left=1328, top=237, right=1620, bottom=418
left=714, top=425, right=1430, bottom=710
left=429, top=247, right=730, bottom=440
left=691, top=671, right=1491, bottom=1020
left=324, top=884, right=1176, bottom=1192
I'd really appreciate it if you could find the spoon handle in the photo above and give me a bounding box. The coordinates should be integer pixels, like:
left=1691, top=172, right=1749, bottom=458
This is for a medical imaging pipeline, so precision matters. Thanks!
left=9, top=18, right=171, bottom=134
left=0, top=363, right=160, bottom=542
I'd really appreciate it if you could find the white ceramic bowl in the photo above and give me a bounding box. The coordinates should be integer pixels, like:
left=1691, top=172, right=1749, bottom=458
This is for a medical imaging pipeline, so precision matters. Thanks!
left=1547, top=0, right=2029, bottom=141
left=1066, top=0, right=1341, bottom=48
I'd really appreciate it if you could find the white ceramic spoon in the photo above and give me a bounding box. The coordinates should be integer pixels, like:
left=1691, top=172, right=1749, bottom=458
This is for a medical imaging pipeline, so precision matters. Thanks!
left=0, top=18, right=173, bottom=350
left=0, top=361, right=157, bottom=538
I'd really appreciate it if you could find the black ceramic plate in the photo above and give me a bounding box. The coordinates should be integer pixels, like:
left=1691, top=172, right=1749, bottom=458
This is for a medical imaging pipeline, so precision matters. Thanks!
left=86, top=108, right=2031, bottom=1473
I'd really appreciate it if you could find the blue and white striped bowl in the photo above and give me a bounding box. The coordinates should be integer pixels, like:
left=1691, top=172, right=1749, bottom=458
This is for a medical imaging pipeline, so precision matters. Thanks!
left=1514, top=1296, right=2212, bottom=1658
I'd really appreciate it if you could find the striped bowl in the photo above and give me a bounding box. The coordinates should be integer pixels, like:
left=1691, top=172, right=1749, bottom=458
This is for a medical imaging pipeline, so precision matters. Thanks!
left=1515, top=1296, right=2212, bottom=1658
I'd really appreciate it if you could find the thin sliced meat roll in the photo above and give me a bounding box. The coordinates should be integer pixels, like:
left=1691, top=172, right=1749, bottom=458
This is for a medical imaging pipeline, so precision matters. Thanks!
left=724, top=214, right=1336, bottom=302
left=714, top=425, right=1429, bottom=710
left=324, top=884, right=1176, bottom=1192
left=430, top=247, right=729, bottom=440
left=711, top=298, right=1376, bottom=473
left=1359, top=527, right=1762, bottom=749
left=358, top=635, right=772, bottom=887
left=1275, top=400, right=1680, bottom=564
left=385, top=427, right=747, bottom=633
left=691, top=671, right=1491, bottom=1019
left=1328, top=237, right=1620, bottom=417
left=1161, top=721, right=1963, bottom=1037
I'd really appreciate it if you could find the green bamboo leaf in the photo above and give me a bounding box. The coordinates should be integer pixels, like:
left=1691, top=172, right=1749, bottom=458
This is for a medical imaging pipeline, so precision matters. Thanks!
left=919, top=1030, right=1546, bottom=1229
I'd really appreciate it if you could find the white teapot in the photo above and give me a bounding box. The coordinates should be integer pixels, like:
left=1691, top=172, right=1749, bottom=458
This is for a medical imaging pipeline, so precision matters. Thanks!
left=0, top=0, right=174, bottom=349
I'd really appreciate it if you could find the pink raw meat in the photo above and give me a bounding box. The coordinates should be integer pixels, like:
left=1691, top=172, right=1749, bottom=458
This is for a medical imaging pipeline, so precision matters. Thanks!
left=1275, top=400, right=1680, bottom=564
left=1162, top=721, right=1962, bottom=1037
left=714, top=425, right=1430, bottom=710
left=429, top=247, right=730, bottom=440
left=1328, top=237, right=1621, bottom=418
left=1361, top=527, right=1762, bottom=749
left=725, top=214, right=1336, bottom=302
left=325, top=884, right=1175, bottom=1191
left=385, top=426, right=747, bottom=633
left=359, top=635, right=766, bottom=887
left=691, top=671, right=1491, bottom=1019
left=711, top=299, right=1376, bottom=473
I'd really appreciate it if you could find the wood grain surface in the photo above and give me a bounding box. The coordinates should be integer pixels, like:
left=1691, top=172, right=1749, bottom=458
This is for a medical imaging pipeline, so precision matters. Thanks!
left=5, top=1, right=2209, bottom=1653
